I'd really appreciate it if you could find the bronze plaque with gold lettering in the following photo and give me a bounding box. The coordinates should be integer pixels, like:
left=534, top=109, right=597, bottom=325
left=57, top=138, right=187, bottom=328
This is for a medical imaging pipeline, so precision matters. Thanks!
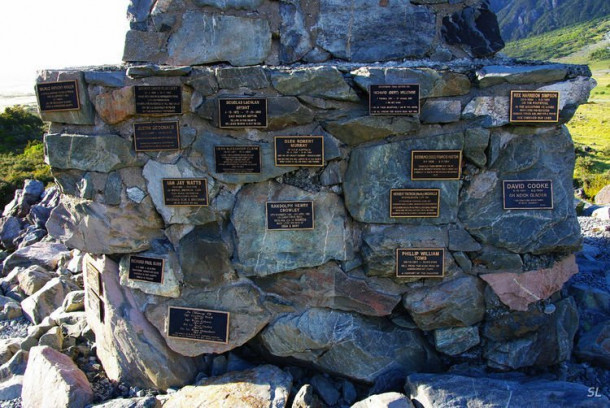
left=369, top=84, right=420, bottom=115
left=411, top=150, right=462, bottom=180
left=274, top=136, right=324, bottom=167
left=36, top=80, right=80, bottom=112
left=396, top=248, right=444, bottom=278
left=390, top=189, right=440, bottom=218
left=128, top=256, right=164, bottom=283
left=167, top=306, right=230, bottom=344
left=219, top=98, right=267, bottom=128
left=133, top=121, right=180, bottom=152
left=503, top=180, right=554, bottom=210
left=215, top=145, right=261, bottom=174
left=510, top=91, right=560, bottom=123
left=266, top=201, right=315, bottom=230
left=162, top=179, right=208, bottom=207
left=135, top=86, right=182, bottom=115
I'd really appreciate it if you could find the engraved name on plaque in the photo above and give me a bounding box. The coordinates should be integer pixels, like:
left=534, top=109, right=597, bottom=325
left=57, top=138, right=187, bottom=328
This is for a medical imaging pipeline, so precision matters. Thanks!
left=510, top=91, right=560, bottom=123
left=162, top=179, right=208, bottom=207
left=167, top=306, right=230, bottom=344
left=128, top=256, right=164, bottom=284
left=133, top=121, right=180, bottom=152
left=369, top=84, right=420, bottom=115
left=411, top=150, right=462, bottom=180
left=135, top=86, right=182, bottom=115
left=396, top=248, right=445, bottom=278
left=215, top=145, right=262, bottom=174
left=219, top=98, right=267, bottom=128
left=390, top=189, right=440, bottom=218
left=274, top=136, right=324, bottom=167
left=503, top=180, right=554, bottom=210
left=36, top=80, right=80, bottom=112
left=266, top=201, right=315, bottom=230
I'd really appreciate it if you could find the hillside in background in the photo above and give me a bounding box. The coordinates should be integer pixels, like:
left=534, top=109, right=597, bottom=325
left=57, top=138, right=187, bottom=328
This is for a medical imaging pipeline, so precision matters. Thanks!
left=491, top=0, right=610, bottom=42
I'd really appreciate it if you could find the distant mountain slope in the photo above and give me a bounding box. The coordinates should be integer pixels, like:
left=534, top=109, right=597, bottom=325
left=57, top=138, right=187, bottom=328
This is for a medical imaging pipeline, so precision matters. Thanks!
left=502, top=16, right=610, bottom=62
left=490, top=0, right=610, bottom=42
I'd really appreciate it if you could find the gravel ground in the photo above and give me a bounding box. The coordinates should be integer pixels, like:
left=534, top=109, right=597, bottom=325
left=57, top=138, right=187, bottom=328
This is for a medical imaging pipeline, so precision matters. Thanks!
left=0, top=317, right=31, bottom=341
left=571, top=216, right=610, bottom=292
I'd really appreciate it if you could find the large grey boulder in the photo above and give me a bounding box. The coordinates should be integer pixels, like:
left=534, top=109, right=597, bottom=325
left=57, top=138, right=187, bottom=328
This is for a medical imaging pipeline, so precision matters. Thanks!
left=575, top=319, right=610, bottom=368
left=344, top=134, right=463, bottom=224
left=260, top=308, right=441, bottom=383
left=84, top=255, right=198, bottom=389
left=406, top=373, right=609, bottom=407
left=44, top=134, right=142, bottom=172
left=21, top=277, right=78, bottom=324
left=22, top=346, right=93, bottom=408
left=459, top=126, right=581, bottom=254
left=232, top=181, right=355, bottom=277
left=47, top=195, right=164, bottom=254
left=255, top=262, right=403, bottom=317
left=163, top=365, right=292, bottom=408
left=2, top=242, right=69, bottom=275
left=145, top=279, right=273, bottom=356
left=167, top=12, right=271, bottom=66
left=270, top=66, right=359, bottom=102
left=316, top=0, right=435, bottom=61
left=352, top=393, right=414, bottom=408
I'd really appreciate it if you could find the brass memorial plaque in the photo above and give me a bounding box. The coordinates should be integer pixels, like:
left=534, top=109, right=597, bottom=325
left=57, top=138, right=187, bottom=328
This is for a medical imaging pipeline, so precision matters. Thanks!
left=510, top=91, right=560, bottom=123
left=396, top=248, right=445, bottom=278
left=162, top=179, right=208, bottom=207
left=214, top=145, right=262, bottom=174
left=369, top=84, right=420, bottom=115
left=219, top=98, right=267, bottom=128
left=390, top=189, right=440, bottom=218
left=36, top=80, right=80, bottom=112
left=411, top=150, right=462, bottom=180
left=86, top=290, right=105, bottom=324
left=133, top=121, right=180, bottom=152
left=85, top=260, right=103, bottom=297
left=274, top=136, right=324, bottom=167
left=135, top=86, right=182, bottom=115
left=266, top=201, right=315, bottom=230
left=167, top=306, right=230, bottom=344
left=503, top=180, right=554, bottom=210
left=128, top=256, right=164, bottom=284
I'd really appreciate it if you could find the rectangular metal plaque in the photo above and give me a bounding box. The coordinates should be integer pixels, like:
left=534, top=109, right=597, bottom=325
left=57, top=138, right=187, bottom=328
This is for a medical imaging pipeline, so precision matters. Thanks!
left=369, top=84, right=420, bottom=115
left=167, top=306, right=230, bottom=344
left=135, top=86, right=182, bottom=115
left=411, top=150, right=462, bottom=180
left=86, top=290, right=105, bottom=323
left=162, top=178, right=208, bottom=207
left=128, top=256, right=164, bottom=284
left=85, top=260, right=103, bottom=297
left=390, top=189, right=440, bottom=218
left=503, top=180, right=554, bottom=210
left=266, top=201, right=315, bottom=230
left=214, top=145, right=261, bottom=174
left=510, top=91, right=560, bottom=123
left=219, top=98, right=267, bottom=128
left=36, top=80, right=80, bottom=112
left=396, top=248, right=445, bottom=278
left=133, top=121, right=180, bottom=152
left=274, top=136, right=324, bottom=167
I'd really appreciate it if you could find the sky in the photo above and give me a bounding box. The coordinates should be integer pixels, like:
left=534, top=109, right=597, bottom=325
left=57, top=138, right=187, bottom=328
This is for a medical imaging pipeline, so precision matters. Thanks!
left=0, top=0, right=130, bottom=96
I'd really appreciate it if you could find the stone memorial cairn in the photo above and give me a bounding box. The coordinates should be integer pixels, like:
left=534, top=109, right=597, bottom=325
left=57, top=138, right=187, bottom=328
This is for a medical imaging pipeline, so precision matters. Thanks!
left=28, top=0, right=607, bottom=406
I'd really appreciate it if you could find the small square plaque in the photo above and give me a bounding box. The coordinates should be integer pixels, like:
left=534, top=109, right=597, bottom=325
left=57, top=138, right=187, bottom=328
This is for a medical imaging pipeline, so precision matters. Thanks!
left=369, top=84, right=420, bottom=115
left=162, top=179, right=208, bottom=207
left=274, top=136, right=324, bottom=167
left=266, top=201, right=315, bottom=230
left=167, top=306, right=230, bottom=344
left=396, top=248, right=445, bottom=278
left=503, top=180, right=554, bottom=210
left=133, top=121, right=180, bottom=152
left=128, top=256, right=164, bottom=284
left=390, top=189, right=440, bottom=218
left=219, top=98, right=267, bottom=128
left=510, top=91, right=560, bottom=123
left=36, top=80, right=80, bottom=112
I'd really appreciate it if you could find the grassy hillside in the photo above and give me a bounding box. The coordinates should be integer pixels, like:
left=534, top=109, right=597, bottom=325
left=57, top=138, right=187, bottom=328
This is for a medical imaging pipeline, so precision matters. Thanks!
left=502, top=16, right=610, bottom=61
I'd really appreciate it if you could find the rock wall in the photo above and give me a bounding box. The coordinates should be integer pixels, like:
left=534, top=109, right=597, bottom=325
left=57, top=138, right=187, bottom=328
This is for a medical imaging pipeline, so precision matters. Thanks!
left=36, top=0, right=596, bottom=391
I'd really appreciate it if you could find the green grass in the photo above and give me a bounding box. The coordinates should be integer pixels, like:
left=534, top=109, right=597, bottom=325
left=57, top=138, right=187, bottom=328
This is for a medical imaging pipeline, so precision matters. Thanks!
left=503, top=16, right=610, bottom=61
